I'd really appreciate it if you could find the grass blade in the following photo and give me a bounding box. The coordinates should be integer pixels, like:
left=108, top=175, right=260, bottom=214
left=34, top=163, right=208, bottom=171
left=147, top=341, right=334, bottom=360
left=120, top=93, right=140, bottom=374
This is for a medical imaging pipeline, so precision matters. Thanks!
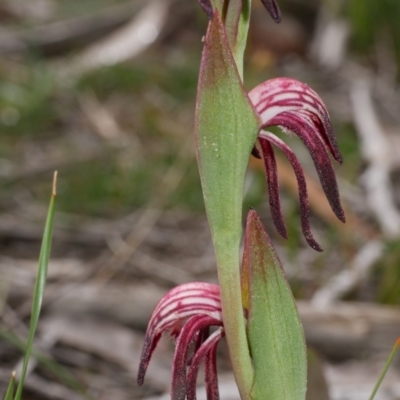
left=14, top=172, right=57, bottom=400
left=369, top=337, right=400, bottom=400
left=4, top=371, right=15, bottom=400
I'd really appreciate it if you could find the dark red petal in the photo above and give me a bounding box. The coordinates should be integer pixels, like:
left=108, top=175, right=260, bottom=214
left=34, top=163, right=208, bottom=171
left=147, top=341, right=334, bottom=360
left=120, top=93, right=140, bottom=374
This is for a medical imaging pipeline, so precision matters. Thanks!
left=137, top=332, right=162, bottom=386
left=259, top=137, right=288, bottom=239
left=267, top=112, right=345, bottom=224
left=186, top=329, right=223, bottom=400
left=259, top=131, right=322, bottom=251
left=171, top=316, right=222, bottom=400
left=297, top=109, right=342, bottom=165
left=187, top=327, right=209, bottom=366
left=204, top=336, right=221, bottom=400
left=198, top=0, right=213, bottom=19
left=260, top=0, right=281, bottom=23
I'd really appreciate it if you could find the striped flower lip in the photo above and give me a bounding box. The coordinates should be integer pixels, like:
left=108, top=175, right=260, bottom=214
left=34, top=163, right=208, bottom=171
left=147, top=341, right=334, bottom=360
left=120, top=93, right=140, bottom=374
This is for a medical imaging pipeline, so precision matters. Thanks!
left=137, top=282, right=223, bottom=400
left=248, top=77, right=345, bottom=251
left=197, top=0, right=281, bottom=23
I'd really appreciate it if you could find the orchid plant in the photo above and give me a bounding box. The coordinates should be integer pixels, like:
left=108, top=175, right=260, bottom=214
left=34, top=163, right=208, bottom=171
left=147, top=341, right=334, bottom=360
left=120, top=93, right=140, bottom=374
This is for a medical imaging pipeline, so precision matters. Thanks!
left=138, top=1, right=345, bottom=399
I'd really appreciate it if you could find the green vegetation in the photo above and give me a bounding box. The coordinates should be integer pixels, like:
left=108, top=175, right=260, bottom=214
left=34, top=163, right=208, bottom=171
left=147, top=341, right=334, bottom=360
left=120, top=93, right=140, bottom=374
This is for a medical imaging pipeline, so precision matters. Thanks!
left=346, top=0, right=400, bottom=66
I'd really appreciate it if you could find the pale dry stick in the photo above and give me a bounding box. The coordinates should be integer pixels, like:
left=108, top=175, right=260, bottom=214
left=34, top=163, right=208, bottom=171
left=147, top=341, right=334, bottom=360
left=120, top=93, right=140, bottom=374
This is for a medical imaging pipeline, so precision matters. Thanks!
left=310, top=2, right=349, bottom=70
left=351, top=79, right=400, bottom=238
left=79, top=92, right=127, bottom=142
left=79, top=91, right=145, bottom=164
left=311, top=240, right=384, bottom=307
left=56, top=0, right=169, bottom=78
left=94, top=135, right=194, bottom=283
left=0, top=1, right=147, bottom=55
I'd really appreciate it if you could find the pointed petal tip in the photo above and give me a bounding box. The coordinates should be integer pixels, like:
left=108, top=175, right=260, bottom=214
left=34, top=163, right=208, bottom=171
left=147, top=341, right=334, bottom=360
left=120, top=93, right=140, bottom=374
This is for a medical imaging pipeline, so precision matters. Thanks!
left=275, top=222, right=288, bottom=239
left=137, top=373, right=144, bottom=387
left=271, top=206, right=288, bottom=239
left=334, top=151, right=343, bottom=165
left=329, top=197, right=345, bottom=223
left=260, top=0, right=282, bottom=23
left=308, top=240, right=323, bottom=252
left=137, top=361, right=146, bottom=386
left=137, top=334, right=153, bottom=386
left=198, top=0, right=213, bottom=19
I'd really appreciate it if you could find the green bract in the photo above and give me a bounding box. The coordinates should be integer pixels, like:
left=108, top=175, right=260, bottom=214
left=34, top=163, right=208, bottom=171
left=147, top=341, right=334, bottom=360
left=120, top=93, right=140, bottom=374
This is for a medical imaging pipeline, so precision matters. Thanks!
left=242, top=210, right=307, bottom=400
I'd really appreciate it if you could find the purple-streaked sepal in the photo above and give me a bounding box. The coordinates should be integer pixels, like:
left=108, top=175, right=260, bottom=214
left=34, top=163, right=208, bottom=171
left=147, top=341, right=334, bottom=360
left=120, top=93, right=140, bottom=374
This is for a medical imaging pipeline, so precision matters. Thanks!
left=248, top=77, right=345, bottom=250
left=137, top=282, right=223, bottom=399
left=260, top=0, right=282, bottom=23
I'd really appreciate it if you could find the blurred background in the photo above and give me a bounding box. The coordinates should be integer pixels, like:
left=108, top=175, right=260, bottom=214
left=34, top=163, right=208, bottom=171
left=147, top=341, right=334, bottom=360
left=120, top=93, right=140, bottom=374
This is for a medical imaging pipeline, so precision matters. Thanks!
left=0, top=0, right=399, bottom=399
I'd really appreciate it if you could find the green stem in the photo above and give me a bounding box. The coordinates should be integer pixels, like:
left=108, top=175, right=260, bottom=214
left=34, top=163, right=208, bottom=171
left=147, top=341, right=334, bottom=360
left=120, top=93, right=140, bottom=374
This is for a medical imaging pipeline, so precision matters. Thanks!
left=232, top=0, right=252, bottom=79
left=214, top=233, right=254, bottom=400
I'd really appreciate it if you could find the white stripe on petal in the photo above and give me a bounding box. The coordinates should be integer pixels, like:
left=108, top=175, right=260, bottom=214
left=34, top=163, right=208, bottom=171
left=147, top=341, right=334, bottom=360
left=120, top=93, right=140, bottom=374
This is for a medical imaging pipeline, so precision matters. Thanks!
left=249, top=77, right=328, bottom=128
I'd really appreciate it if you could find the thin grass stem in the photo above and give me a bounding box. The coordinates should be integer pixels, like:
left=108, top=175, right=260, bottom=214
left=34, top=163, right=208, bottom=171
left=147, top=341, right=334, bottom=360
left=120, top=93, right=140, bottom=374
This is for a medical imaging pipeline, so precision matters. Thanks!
left=4, top=371, right=15, bottom=400
left=369, top=337, right=400, bottom=400
left=13, top=172, right=57, bottom=400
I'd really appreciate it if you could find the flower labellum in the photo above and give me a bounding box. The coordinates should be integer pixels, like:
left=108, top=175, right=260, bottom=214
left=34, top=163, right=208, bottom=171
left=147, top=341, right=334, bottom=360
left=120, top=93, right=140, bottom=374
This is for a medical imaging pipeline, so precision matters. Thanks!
left=137, top=282, right=223, bottom=400
left=248, top=77, right=345, bottom=251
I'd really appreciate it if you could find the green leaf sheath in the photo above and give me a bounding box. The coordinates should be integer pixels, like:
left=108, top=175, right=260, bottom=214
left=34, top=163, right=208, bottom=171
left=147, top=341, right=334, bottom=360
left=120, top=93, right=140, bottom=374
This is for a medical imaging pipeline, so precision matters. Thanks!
left=244, top=210, right=307, bottom=400
left=14, top=177, right=56, bottom=400
left=195, top=11, right=260, bottom=400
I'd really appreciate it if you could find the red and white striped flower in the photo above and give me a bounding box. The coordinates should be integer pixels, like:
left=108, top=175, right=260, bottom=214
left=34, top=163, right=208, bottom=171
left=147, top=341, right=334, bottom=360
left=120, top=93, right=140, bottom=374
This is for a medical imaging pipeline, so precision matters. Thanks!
left=249, top=77, right=345, bottom=251
left=137, top=282, right=223, bottom=400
